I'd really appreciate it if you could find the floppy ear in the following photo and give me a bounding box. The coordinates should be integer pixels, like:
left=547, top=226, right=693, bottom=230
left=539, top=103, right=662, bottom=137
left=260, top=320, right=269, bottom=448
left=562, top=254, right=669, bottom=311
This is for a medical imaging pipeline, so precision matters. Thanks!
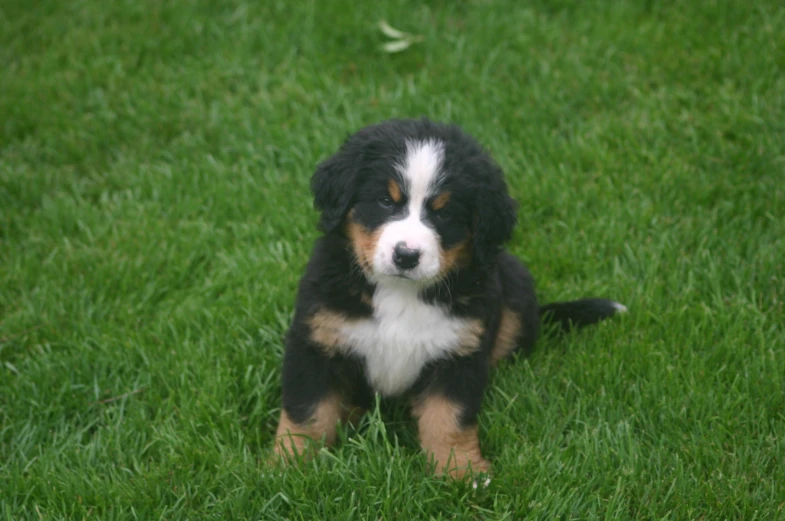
left=472, top=174, right=518, bottom=265
left=310, top=151, right=360, bottom=233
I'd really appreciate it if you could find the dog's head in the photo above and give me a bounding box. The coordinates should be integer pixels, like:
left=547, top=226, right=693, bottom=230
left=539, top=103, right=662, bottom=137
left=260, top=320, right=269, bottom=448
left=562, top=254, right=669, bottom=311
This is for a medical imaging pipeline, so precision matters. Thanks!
left=311, top=119, right=517, bottom=287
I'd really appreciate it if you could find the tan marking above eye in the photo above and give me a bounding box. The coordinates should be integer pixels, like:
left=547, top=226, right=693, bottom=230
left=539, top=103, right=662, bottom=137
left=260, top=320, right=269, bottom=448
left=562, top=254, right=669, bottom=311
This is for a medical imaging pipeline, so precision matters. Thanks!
left=388, top=179, right=403, bottom=203
left=431, top=191, right=451, bottom=211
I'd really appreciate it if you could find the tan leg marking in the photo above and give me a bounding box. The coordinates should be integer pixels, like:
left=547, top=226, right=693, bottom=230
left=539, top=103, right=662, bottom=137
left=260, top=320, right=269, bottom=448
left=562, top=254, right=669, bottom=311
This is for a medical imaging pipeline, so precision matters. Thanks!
left=490, top=308, right=521, bottom=366
left=412, top=395, right=490, bottom=479
left=273, top=394, right=342, bottom=462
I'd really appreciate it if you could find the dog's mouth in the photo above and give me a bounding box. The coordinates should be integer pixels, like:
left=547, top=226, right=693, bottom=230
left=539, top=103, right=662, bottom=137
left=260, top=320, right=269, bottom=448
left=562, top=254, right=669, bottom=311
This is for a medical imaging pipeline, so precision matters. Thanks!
left=381, top=272, right=416, bottom=283
left=373, top=270, right=438, bottom=288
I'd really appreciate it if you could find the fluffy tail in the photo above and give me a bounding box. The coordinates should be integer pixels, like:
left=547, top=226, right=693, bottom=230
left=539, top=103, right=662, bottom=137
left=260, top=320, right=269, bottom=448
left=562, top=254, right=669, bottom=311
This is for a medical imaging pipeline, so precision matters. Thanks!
left=540, top=298, right=627, bottom=332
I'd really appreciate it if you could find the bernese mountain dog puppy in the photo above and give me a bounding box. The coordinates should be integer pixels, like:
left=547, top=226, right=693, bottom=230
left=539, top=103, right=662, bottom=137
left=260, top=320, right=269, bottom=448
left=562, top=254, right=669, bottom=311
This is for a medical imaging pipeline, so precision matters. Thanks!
left=273, top=118, right=625, bottom=479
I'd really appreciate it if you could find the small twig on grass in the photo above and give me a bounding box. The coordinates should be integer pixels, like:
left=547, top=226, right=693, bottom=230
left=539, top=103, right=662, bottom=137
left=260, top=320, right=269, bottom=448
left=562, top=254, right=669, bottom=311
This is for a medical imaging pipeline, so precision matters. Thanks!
left=94, top=387, right=146, bottom=405
left=378, top=20, right=424, bottom=53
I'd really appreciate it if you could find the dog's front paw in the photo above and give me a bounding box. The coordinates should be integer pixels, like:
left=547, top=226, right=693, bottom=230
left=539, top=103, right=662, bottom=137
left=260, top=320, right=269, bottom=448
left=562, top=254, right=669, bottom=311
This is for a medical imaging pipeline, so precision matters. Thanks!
left=428, top=450, right=491, bottom=481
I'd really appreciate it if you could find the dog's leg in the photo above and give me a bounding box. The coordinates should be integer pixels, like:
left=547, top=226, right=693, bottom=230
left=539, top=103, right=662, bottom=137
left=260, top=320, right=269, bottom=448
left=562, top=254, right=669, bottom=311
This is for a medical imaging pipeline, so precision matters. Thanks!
left=272, top=337, right=342, bottom=462
left=412, top=355, right=491, bottom=479
left=412, top=394, right=490, bottom=479
left=274, top=394, right=342, bottom=461
left=273, top=334, right=371, bottom=463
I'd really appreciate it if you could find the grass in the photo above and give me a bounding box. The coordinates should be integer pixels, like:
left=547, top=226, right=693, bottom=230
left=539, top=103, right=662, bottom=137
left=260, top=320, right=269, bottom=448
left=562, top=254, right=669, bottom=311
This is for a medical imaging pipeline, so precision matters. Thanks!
left=1, top=0, right=784, bottom=518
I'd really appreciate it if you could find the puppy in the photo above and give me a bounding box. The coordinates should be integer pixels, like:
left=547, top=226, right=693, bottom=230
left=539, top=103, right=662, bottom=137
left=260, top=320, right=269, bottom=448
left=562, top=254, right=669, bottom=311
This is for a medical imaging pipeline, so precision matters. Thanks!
left=273, top=118, right=625, bottom=478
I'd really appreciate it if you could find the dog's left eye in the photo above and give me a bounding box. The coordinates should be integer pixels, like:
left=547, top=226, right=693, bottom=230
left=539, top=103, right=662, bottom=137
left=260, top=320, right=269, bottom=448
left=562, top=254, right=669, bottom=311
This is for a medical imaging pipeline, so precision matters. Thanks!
left=433, top=209, right=451, bottom=222
left=378, top=196, right=395, bottom=208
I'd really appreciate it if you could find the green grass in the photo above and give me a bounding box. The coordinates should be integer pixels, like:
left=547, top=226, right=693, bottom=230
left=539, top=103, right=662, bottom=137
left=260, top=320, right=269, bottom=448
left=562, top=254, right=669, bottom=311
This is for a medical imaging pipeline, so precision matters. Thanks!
left=1, top=0, right=784, bottom=518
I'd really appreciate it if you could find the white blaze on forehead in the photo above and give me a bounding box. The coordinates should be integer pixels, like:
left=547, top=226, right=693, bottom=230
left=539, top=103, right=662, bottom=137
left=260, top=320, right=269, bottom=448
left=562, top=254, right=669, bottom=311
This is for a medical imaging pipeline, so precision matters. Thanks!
left=397, top=140, right=445, bottom=206
left=372, top=139, right=445, bottom=283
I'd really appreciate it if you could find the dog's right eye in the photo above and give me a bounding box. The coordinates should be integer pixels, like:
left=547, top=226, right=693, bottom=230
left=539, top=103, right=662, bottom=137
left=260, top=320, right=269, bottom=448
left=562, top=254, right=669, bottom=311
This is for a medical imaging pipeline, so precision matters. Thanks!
left=378, top=197, right=394, bottom=208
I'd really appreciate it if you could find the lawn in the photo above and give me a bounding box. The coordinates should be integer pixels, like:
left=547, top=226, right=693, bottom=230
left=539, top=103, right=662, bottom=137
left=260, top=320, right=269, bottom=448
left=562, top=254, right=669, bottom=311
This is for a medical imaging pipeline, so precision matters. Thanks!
left=1, top=0, right=784, bottom=519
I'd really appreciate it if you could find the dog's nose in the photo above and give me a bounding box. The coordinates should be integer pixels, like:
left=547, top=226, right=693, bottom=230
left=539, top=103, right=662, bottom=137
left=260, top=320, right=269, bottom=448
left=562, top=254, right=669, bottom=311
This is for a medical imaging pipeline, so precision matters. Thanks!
left=393, top=242, right=421, bottom=270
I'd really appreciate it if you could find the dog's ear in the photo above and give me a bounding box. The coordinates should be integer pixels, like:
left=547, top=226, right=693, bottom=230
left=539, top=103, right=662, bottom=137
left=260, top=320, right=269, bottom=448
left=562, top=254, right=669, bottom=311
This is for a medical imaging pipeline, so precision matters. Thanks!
left=310, top=150, right=360, bottom=234
left=472, top=166, right=518, bottom=265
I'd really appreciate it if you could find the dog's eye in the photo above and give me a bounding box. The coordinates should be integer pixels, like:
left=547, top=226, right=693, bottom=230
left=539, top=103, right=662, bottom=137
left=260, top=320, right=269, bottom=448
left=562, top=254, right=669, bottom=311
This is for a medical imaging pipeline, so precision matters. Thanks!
left=378, top=196, right=394, bottom=208
left=433, top=208, right=451, bottom=222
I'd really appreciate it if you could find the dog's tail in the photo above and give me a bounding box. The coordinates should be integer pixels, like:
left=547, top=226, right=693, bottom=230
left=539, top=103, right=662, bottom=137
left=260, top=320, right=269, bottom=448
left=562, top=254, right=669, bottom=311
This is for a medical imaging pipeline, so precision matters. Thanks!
left=540, top=298, right=627, bottom=332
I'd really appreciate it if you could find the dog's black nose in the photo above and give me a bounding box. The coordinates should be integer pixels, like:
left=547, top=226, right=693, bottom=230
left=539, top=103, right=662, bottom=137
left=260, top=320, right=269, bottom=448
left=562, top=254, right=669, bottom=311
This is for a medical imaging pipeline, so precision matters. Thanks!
left=393, top=242, right=421, bottom=270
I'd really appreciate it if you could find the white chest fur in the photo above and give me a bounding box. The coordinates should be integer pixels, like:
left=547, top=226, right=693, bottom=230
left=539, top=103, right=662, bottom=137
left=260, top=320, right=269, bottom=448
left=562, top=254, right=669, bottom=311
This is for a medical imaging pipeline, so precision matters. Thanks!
left=337, top=285, right=478, bottom=396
